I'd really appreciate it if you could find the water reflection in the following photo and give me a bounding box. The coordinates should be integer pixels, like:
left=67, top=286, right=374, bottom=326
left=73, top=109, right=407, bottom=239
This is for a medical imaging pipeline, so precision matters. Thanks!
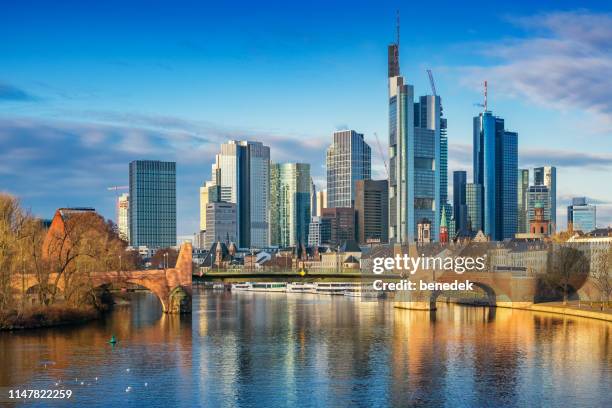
left=0, top=289, right=610, bottom=407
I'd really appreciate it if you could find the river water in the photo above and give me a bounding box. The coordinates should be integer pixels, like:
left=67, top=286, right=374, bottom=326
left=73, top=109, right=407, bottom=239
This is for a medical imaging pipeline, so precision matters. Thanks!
left=0, top=286, right=610, bottom=407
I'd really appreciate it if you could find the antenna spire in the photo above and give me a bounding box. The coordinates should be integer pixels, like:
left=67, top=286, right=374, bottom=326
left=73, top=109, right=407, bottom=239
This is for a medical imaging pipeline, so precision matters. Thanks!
left=484, top=80, right=488, bottom=111
left=396, top=10, right=400, bottom=49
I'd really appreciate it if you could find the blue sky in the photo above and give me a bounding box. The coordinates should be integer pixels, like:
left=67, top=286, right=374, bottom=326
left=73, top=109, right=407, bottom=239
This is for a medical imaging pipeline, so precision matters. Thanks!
left=1, top=0, right=611, bottom=237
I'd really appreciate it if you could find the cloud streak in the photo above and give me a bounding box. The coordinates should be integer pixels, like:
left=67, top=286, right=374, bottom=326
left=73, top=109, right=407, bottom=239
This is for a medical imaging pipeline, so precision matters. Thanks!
left=460, top=10, right=612, bottom=121
left=0, top=82, right=38, bottom=102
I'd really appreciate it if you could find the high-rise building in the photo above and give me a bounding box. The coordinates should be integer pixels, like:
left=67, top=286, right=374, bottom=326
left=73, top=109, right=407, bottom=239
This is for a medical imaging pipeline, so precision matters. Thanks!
left=117, top=193, right=129, bottom=242
left=308, top=216, right=331, bottom=246
left=452, top=171, right=468, bottom=234
left=199, top=180, right=219, bottom=233
left=270, top=163, right=311, bottom=247
left=466, top=183, right=483, bottom=234
left=211, top=140, right=270, bottom=248
left=129, top=160, right=176, bottom=248
left=315, top=190, right=327, bottom=217
left=204, top=202, right=237, bottom=248
left=473, top=111, right=518, bottom=240
left=321, top=207, right=356, bottom=245
left=326, top=130, right=371, bottom=208
left=527, top=185, right=551, bottom=235
left=517, top=169, right=530, bottom=233
left=534, top=166, right=557, bottom=233
left=354, top=179, right=389, bottom=244
left=310, top=179, right=317, bottom=221
left=388, top=39, right=442, bottom=243
left=568, top=197, right=596, bottom=233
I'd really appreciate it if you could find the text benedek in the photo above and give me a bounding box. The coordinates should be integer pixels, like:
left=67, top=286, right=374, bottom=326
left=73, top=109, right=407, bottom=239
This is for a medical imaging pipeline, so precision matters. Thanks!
left=373, top=279, right=474, bottom=291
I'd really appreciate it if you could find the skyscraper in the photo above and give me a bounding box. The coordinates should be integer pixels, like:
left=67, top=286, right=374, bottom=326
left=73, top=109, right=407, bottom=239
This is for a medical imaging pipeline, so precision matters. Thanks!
left=473, top=111, right=518, bottom=240
left=567, top=197, right=596, bottom=233
left=527, top=185, right=551, bottom=235
left=534, top=166, right=557, bottom=233
left=129, top=160, right=176, bottom=248
left=321, top=207, right=356, bottom=245
left=388, top=37, right=442, bottom=243
left=466, top=183, right=483, bottom=234
left=308, top=216, right=331, bottom=246
left=270, top=163, right=311, bottom=247
left=517, top=169, right=529, bottom=233
left=315, top=190, right=327, bottom=217
left=452, top=171, right=468, bottom=234
left=355, top=179, right=389, bottom=244
left=117, top=193, right=129, bottom=242
left=204, top=202, right=237, bottom=248
left=211, top=141, right=270, bottom=248
left=326, top=130, right=371, bottom=208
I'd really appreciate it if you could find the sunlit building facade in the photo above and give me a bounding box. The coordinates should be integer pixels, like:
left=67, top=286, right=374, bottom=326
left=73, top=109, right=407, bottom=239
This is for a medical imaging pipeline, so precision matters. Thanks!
left=270, top=163, right=311, bottom=247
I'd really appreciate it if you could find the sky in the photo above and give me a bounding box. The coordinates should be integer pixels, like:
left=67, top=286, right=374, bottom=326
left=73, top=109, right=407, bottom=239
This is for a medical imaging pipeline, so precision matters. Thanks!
left=1, top=0, right=612, bottom=237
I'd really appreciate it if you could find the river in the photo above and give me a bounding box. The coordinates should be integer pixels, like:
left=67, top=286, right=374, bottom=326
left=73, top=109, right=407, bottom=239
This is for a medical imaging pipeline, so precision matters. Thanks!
left=0, top=286, right=610, bottom=407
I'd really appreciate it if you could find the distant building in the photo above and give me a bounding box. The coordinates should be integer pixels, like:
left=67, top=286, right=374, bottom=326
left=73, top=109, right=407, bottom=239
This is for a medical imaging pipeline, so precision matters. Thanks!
left=204, top=202, right=237, bottom=248
left=527, top=185, right=552, bottom=235
left=473, top=111, right=518, bottom=240
left=199, top=181, right=218, bottom=233
left=321, top=207, right=355, bottom=245
left=466, top=183, right=483, bottom=234
left=308, top=216, right=331, bottom=246
left=568, top=197, right=596, bottom=233
left=315, top=190, right=327, bottom=217
left=211, top=140, right=270, bottom=248
left=270, top=163, right=311, bottom=247
left=517, top=169, right=529, bottom=233
left=453, top=171, right=468, bottom=234
left=529, top=202, right=550, bottom=236
left=310, top=179, right=317, bottom=220
left=117, top=193, right=129, bottom=242
left=326, top=130, right=371, bottom=208
left=354, top=179, right=388, bottom=244
left=129, top=160, right=176, bottom=248
left=534, top=166, right=557, bottom=233
left=439, top=210, right=449, bottom=243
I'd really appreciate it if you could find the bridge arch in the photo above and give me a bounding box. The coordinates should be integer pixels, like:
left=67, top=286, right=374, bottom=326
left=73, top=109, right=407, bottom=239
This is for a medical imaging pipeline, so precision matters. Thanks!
left=430, top=280, right=499, bottom=309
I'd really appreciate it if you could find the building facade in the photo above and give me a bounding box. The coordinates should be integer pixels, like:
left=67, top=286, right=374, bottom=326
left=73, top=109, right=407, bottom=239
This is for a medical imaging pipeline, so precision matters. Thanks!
left=270, top=163, right=311, bottom=247
left=129, top=160, right=176, bottom=248
left=527, top=185, right=552, bottom=235
left=534, top=166, right=557, bottom=233
left=466, top=183, right=483, bottom=233
left=354, top=179, right=389, bottom=244
left=321, top=207, right=356, bottom=245
left=211, top=140, right=270, bottom=248
left=204, top=202, right=237, bottom=248
left=453, top=171, right=468, bottom=235
left=517, top=169, right=529, bottom=234
left=473, top=111, right=518, bottom=240
left=117, top=193, right=129, bottom=242
left=308, top=216, right=331, bottom=246
left=315, top=190, right=327, bottom=217
left=568, top=197, right=596, bottom=233
left=326, top=130, right=371, bottom=208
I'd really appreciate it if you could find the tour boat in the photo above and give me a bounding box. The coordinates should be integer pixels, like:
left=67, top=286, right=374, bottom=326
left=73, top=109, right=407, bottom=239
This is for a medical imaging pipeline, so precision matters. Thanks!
left=230, top=283, right=251, bottom=291
left=248, top=282, right=287, bottom=292
left=212, top=283, right=226, bottom=290
left=314, top=282, right=361, bottom=295
left=286, top=282, right=316, bottom=293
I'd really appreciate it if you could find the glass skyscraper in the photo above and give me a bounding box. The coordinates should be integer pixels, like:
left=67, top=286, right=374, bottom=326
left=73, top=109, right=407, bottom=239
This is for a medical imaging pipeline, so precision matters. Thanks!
left=466, top=183, right=483, bottom=233
left=326, top=130, right=371, bottom=208
left=534, top=166, right=556, bottom=233
left=270, top=163, right=311, bottom=247
left=567, top=197, right=596, bottom=233
left=473, top=111, right=518, bottom=240
left=517, top=169, right=529, bottom=233
left=129, top=160, right=176, bottom=248
left=453, top=170, right=468, bottom=234
left=527, top=185, right=551, bottom=234
left=211, top=140, right=270, bottom=249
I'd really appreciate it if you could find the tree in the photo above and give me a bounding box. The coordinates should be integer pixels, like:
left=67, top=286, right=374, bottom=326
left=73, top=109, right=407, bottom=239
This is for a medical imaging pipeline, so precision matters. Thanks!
left=151, top=248, right=178, bottom=269
left=591, top=243, right=612, bottom=308
left=545, top=244, right=590, bottom=305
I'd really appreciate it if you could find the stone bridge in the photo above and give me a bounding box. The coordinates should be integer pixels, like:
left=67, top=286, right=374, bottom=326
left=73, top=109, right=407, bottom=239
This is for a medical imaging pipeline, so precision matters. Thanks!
left=13, top=242, right=192, bottom=313
left=394, top=270, right=537, bottom=311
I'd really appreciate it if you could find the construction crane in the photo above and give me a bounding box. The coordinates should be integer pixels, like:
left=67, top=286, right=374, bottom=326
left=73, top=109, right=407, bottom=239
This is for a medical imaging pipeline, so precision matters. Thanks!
left=473, top=80, right=488, bottom=111
left=107, top=185, right=129, bottom=201
left=426, top=69, right=437, bottom=96
left=373, top=132, right=389, bottom=179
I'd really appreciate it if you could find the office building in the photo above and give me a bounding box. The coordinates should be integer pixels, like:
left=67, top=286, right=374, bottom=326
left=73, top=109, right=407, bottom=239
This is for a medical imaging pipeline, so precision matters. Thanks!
left=326, top=130, right=371, bottom=208
left=388, top=37, right=442, bottom=243
left=321, top=207, right=355, bottom=245
left=211, top=140, right=270, bottom=248
left=117, top=193, right=129, bottom=242
left=466, top=183, right=483, bottom=233
left=204, top=202, right=237, bottom=248
left=355, top=179, right=389, bottom=244
left=453, top=171, right=468, bottom=234
left=517, top=169, right=529, bottom=233
left=527, top=185, right=552, bottom=235
left=308, top=216, right=331, bottom=246
left=310, top=179, right=317, bottom=220
left=473, top=111, right=518, bottom=240
left=534, top=166, right=557, bottom=233
left=270, top=163, right=311, bottom=247
left=315, top=190, right=327, bottom=217
left=568, top=197, right=596, bottom=233
left=129, top=160, right=176, bottom=248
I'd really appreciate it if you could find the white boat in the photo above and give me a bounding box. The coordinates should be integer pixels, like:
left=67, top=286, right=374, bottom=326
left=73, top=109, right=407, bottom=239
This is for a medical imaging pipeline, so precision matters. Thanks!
left=212, top=283, right=226, bottom=290
left=314, top=282, right=361, bottom=295
left=286, top=282, right=316, bottom=293
left=249, top=282, right=287, bottom=292
left=231, top=283, right=251, bottom=291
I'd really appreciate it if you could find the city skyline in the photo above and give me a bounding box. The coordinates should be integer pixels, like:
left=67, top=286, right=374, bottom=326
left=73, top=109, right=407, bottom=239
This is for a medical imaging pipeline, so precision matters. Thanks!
left=1, top=2, right=612, bottom=237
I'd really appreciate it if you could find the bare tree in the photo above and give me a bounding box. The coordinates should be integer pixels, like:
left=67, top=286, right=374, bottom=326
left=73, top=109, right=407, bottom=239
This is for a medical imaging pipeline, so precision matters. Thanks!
left=591, top=244, right=612, bottom=308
